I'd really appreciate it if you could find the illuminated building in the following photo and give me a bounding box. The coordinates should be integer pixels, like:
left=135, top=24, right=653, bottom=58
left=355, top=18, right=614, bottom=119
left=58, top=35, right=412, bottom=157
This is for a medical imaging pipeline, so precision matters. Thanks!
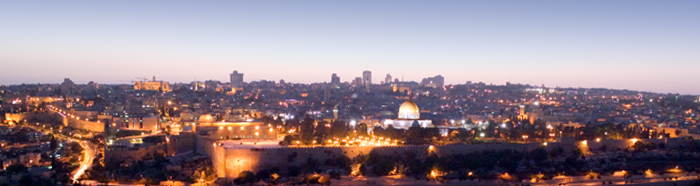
left=382, top=100, right=432, bottom=129
left=420, top=75, right=444, bottom=88
left=352, top=77, right=362, bottom=87
left=230, top=70, right=244, bottom=89
left=362, top=70, right=371, bottom=90
left=60, top=78, right=77, bottom=96
left=133, top=76, right=170, bottom=92
left=197, top=121, right=277, bottom=140
left=331, top=73, right=340, bottom=85
left=112, top=115, right=159, bottom=131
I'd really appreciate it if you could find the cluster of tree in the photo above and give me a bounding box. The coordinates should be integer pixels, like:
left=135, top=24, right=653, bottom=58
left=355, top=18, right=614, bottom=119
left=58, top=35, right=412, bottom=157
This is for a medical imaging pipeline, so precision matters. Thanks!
left=233, top=170, right=333, bottom=185
left=282, top=115, right=665, bottom=147
left=280, top=116, right=348, bottom=145
left=573, top=123, right=668, bottom=140
left=102, top=150, right=172, bottom=185
left=659, top=95, right=700, bottom=110
left=231, top=156, right=349, bottom=185
left=354, top=148, right=569, bottom=180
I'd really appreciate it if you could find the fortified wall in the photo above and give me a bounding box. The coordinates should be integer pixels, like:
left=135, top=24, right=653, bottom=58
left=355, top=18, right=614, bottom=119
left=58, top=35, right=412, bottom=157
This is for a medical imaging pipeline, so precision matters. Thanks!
left=210, top=142, right=561, bottom=179
left=65, top=119, right=104, bottom=132
left=167, top=132, right=196, bottom=155
left=208, top=137, right=700, bottom=179
left=4, top=113, right=26, bottom=123
left=575, top=138, right=692, bottom=153
left=105, top=142, right=168, bottom=167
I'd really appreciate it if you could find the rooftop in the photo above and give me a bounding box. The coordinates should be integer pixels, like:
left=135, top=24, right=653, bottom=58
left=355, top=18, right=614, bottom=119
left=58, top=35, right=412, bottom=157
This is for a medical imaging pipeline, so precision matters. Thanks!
left=217, top=139, right=282, bottom=149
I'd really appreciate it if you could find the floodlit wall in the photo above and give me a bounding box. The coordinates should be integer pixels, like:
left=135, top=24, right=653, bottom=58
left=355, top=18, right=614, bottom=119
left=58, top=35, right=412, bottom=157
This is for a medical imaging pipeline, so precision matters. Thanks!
left=105, top=142, right=167, bottom=167
left=575, top=138, right=691, bottom=152
left=167, top=132, right=196, bottom=155
left=212, top=142, right=559, bottom=179
left=66, top=119, right=105, bottom=132
left=4, top=113, right=26, bottom=123
left=210, top=138, right=700, bottom=179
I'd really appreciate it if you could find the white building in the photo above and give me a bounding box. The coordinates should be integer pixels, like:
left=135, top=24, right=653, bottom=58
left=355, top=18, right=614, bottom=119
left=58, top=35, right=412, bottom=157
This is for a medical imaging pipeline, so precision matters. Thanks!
left=382, top=100, right=432, bottom=129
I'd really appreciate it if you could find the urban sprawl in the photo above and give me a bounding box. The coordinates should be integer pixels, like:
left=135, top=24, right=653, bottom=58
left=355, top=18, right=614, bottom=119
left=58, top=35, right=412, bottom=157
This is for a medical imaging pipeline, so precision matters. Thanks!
left=2, top=70, right=700, bottom=186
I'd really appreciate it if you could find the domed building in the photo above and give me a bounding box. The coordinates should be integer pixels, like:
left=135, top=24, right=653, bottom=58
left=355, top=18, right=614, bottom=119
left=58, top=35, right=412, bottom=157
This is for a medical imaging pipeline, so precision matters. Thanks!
left=398, top=100, right=420, bottom=119
left=382, top=100, right=433, bottom=129
left=199, top=114, right=214, bottom=124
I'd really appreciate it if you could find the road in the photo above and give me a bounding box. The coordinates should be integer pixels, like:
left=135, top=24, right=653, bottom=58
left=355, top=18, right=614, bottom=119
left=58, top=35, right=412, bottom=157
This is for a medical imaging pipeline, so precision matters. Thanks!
left=4, top=123, right=99, bottom=184
left=72, top=140, right=96, bottom=183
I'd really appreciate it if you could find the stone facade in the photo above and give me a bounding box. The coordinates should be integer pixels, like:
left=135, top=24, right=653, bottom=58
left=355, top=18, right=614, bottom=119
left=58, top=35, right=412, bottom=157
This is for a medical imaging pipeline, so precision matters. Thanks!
left=208, top=141, right=560, bottom=180
left=105, top=142, right=167, bottom=167
left=66, top=118, right=105, bottom=132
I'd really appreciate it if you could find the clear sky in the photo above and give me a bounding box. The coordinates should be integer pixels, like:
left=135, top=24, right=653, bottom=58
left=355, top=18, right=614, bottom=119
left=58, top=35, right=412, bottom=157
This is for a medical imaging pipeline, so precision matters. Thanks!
left=1, top=1, right=699, bottom=94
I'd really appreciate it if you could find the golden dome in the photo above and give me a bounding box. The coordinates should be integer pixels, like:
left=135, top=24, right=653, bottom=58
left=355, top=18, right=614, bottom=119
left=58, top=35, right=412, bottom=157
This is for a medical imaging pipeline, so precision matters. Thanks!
left=398, top=100, right=420, bottom=119
left=198, top=114, right=213, bottom=123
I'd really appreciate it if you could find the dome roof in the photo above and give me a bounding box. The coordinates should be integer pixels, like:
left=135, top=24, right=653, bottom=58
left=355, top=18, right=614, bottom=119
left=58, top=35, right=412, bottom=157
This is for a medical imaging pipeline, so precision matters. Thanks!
left=398, top=100, right=420, bottom=119
left=198, top=114, right=213, bottom=123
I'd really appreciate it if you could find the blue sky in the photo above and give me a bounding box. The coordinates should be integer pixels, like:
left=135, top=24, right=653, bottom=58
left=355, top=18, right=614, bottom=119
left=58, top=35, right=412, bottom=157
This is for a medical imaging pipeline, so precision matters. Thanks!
left=1, top=1, right=699, bottom=94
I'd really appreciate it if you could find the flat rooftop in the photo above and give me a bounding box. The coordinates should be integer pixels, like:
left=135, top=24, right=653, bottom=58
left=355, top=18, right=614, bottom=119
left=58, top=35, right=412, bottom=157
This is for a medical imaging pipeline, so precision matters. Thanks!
left=217, top=139, right=282, bottom=149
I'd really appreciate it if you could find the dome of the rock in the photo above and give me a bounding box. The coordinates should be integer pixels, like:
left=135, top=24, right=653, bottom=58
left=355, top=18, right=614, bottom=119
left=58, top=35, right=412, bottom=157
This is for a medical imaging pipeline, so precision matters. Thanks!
left=398, top=100, right=420, bottom=119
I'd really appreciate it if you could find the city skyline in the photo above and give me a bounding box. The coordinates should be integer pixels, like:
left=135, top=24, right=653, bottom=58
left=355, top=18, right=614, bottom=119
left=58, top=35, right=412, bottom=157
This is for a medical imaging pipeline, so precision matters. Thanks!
left=2, top=1, right=699, bottom=94
left=4, top=1, right=700, bottom=185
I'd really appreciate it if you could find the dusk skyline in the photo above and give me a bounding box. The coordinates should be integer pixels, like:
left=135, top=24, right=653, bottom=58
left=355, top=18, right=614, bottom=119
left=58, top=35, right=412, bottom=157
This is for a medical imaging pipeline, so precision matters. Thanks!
left=2, top=1, right=699, bottom=94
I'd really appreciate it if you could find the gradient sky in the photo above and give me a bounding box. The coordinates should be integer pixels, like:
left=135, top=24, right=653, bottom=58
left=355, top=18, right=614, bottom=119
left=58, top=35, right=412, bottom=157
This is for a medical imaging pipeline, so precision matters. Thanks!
left=1, top=1, right=699, bottom=94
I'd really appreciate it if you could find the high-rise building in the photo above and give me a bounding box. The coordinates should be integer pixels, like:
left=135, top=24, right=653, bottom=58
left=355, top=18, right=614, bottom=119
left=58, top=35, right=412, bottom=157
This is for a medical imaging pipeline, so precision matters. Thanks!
left=230, top=70, right=244, bottom=89
left=384, top=74, right=392, bottom=85
left=362, top=70, right=371, bottom=90
left=323, top=85, right=330, bottom=103
left=352, top=77, right=363, bottom=87
left=331, top=73, right=340, bottom=85
left=420, top=75, right=444, bottom=88
left=60, top=78, right=76, bottom=96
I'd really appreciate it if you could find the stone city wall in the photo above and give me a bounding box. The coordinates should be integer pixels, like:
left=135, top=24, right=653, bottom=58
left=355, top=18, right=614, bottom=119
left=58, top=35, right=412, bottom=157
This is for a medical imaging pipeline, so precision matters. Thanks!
left=208, top=137, right=698, bottom=179
left=575, top=138, right=692, bottom=152
left=167, top=132, right=196, bottom=155
left=66, top=118, right=105, bottom=132
left=4, top=113, right=26, bottom=123
left=212, top=142, right=563, bottom=179
left=105, top=142, right=167, bottom=167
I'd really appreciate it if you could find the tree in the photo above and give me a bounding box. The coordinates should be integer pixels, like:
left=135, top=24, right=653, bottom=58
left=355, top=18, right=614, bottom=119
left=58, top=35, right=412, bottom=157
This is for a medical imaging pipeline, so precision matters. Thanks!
left=153, top=150, right=168, bottom=168
left=356, top=123, right=369, bottom=136
left=300, top=117, right=315, bottom=144
left=529, top=148, right=548, bottom=165
left=330, top=120, right=347, bottom=138
left=69, top=142, right=84, bottom=153
left=19, top=175, right=35, bottom=186
left=50, top=135, right=58, bottom=151
left=373, top=126, right=385, bottom=137
left=367, top=152, right=394, bottom=176
left=314, top=121, right=331, bottom=138
left=233, top=171, right=256, bottom=184
left=406, top=125, right=423, bottom=144
left=6, top=164, right=27, bottom=174
left=485, top=120, right=497, bottom=137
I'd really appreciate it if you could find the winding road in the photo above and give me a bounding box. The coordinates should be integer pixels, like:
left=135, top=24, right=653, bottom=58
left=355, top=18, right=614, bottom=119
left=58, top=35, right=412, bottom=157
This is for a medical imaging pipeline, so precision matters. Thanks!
left=72, top=140, right=96, bottom=183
